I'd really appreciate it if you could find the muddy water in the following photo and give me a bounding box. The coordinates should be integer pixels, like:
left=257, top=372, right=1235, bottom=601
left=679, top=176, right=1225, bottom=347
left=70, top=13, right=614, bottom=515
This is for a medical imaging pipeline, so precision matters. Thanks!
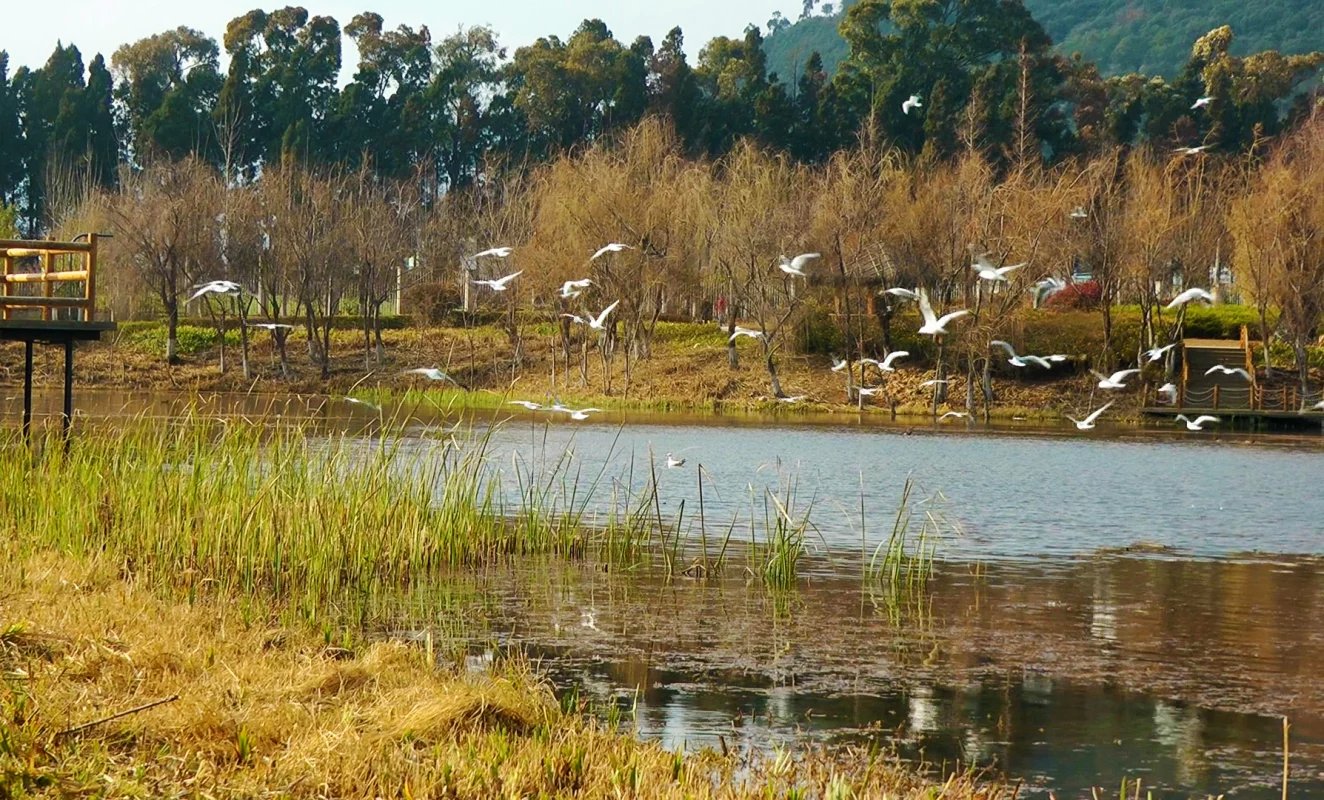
left=424, top=555, right=1324, bottom=798
left=9, top=389, right=1324, bottom=795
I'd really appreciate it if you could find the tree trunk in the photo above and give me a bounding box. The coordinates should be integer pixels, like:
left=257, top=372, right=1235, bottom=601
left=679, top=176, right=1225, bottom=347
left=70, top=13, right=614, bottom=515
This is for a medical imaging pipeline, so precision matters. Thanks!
left=165, top=301, right=181, bottom=365
left=1259, top=310, right=1273, bottom=378
left=764, top=346, right=783, bottom=398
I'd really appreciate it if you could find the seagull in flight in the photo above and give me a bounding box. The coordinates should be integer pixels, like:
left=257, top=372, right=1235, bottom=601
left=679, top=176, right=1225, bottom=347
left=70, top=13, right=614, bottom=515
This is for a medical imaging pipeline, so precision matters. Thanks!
left=472, top=270, right=522, bottom=291
left=729, top=325, right=764, bottom=343
left=830, top=356, right=849, bottom=373
left=471, top=246, right=513, bottom=259
left=990, top=340, right=1051, bottom=369
left=508, top=400, right=542, bottom=410
left=665, top=452, right=686, bottom=468
left=559, top=278, right=593, bottom=299
left=405, top=367, right=459, bottom=384
left=189, top=280, right=243, bottom=301
left=1311, top=400, right=1324, bottom=411
left=1067, top=400, right=1114, bottom=430
left=778, top=253, right=820, bottom=277
left=1191, top=96, right=1213, bottom=110
left=1092, top=368, right=1140, bottom=389
left=343, top=397, right=381, bottom=411
left=591, top=243, right=633, bottom=260
left=1205, top=364, right=1252, bottom=381
left=1143, top=343, right=1177, bottom=363
left=777, top=395, right=807, bottom=404
left=1175, top=145, right=1210, bottom=156
left=901, top=94, right=922, bottom=115
left=860, top=351, right=909, bottom=372
left=1032, top=277, right=1067, bottom=300
left=921, top=379, right=950, bottom=389
left=971, top=253, right=1026, bottom=282
left=563, top=299, right=620, bottom=330
left=1070, top=206, right=1088, bottom=219
left=1157, top=382, right=1179, bottom=403
left=565, top=406, right=601, bottom=421
left=854, top=386, right=883, bottom=398
left=1176, top=414, right=1219, bottom=431
left=917, top=288, right=969, bottom=336
left=883, top=287, right=919, bottom=300
left=938, top=411, right=969, bottom=421
left=1165, top=287, right=1214, bottom=309
left=247, top=322, right=295, bottom=331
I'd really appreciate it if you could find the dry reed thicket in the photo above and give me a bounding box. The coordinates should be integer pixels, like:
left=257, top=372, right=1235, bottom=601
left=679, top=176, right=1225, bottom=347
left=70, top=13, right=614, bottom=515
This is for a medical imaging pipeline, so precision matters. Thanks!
left=50, top=111, right=1323, bottom=415
left=0, top=551, right=1011, bottom=798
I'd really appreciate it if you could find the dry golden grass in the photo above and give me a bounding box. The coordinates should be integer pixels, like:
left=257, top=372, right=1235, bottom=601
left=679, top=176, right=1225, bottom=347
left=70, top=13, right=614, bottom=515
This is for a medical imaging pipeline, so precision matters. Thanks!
left=0, top=551, right=1011, bottom=798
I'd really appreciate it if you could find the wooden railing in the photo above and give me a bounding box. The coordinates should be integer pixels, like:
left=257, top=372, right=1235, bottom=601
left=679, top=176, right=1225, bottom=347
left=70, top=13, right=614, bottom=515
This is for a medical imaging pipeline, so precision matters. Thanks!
left=0, top=235, right=101, bottom=321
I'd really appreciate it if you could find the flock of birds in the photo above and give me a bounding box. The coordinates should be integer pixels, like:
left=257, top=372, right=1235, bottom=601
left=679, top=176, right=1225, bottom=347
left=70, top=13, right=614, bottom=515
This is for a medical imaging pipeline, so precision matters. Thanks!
left=398, top=238, right=1260, bottom=437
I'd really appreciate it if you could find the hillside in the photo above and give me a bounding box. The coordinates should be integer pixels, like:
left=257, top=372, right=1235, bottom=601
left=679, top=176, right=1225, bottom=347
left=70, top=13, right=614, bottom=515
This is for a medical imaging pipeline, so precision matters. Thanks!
left=764, top=0, right=1324, bottom=82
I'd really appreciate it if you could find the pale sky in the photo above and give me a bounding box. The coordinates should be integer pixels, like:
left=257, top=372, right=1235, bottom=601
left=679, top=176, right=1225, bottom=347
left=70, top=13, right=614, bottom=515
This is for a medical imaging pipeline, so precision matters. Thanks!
left=4, top=0, right=803, bottom=75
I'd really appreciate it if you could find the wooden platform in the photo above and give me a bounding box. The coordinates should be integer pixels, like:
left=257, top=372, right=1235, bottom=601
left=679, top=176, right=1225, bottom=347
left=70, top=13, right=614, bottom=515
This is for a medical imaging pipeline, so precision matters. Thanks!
left=1, top=235, right=114, bottom=442
left=1142, top=406, right=1324, bottom=429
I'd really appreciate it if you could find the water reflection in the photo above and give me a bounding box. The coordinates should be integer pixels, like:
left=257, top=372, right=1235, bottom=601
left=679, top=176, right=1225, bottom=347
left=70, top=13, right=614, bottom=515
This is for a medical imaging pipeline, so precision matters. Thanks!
left=410, top=554, right=1324, bottom=798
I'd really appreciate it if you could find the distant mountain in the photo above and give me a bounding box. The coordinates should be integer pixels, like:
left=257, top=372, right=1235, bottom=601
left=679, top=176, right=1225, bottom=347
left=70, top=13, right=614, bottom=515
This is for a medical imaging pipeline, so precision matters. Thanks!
left=764, top=0, right=1324, bottom=83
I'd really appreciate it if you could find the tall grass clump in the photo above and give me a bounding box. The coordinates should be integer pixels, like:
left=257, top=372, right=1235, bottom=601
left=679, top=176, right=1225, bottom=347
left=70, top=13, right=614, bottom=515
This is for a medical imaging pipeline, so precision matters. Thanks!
left=0, top=418, right=648, bottom=612
left=865, top=478, right=955, bottom=617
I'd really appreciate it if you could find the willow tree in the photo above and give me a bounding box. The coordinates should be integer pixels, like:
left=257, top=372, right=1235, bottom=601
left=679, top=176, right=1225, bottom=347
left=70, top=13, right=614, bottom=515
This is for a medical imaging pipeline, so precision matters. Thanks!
left=706, top=142, right=814, bottom=398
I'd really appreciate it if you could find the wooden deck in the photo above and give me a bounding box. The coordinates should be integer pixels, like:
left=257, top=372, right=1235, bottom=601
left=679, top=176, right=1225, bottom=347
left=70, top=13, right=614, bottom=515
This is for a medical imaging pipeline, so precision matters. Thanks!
left=1, top=236, right=115, bottom=440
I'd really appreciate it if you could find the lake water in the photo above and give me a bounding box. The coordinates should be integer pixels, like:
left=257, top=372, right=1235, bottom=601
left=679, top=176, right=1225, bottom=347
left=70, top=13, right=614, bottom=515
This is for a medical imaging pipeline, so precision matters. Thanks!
left=8, top=388, right=1324, bottom=797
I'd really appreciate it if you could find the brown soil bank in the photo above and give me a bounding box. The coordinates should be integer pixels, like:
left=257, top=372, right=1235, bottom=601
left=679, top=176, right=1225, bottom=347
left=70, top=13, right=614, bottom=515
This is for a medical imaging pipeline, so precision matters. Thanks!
left=0, top=319, right=1156, bottom=420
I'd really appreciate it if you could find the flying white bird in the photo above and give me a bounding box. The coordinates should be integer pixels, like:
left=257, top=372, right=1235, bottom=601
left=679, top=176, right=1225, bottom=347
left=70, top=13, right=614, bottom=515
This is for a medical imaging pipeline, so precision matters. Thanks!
left=830, top=356, right=849, bottom=372
left=246, top=322, right=295, bottom=331
left=777, top=395, right=807, bottom=404
left=405, top=367, right=458, bottom=384
left=1067, top=400, right=1114, bottom=430
left=563, top=299, right=620, bottom=330
left=1191, top=96, right=1213, bottom=110
left=1070, top=206, right=1088, bottom=219
left=921, top=379, right=950, bottom=389
left=1143, top=343, right=1177, bottom=363
left=471, top=246, right=513, bottom=259
left=1176, top=414, right=1219, bottom=431
left=854, top=386, right=883, bottom=398
left=665, top=452, right=686, bottom=468
left=1165, top=287, right=1214, bottom=309
left=343, top=397, right=381, bottom=411
left=1174, top=145, right=1210, bottom=155
left=901, top=94, right=923, bottom=115
left=860, top=351, right=910, bottom=372
left=565, top=407, right=601, bottom=421
left=189, top=280, right=243, bottom=301
left=508, top=400, right=542, bottom=410
left=591, top=243, right=633, bottom=260
left=883, top=287, right=919, bottom=300
left=938, top=411, right=969, bottom=421
left=971, top=251, right=1026, bottom=282
left=1205, top=364, right=1252, bottom=381
left=559, top=278, right=593, bottom=298
left=1045, top=354, right=1070, bottom=363
left=917, top=289, right=969, bottom=336
left=1312, top=400, right=1324, bottom=410
left=729, top=325, right=765, bottom=343
left=778, top=253, right=821, bottom=277
left=990, top=340, right=1051, bottom=369
left=1157, top=382, right=1179, bottom=403
left=1091, top=368, right=1141, bottom=390
left=471, top=270, right=523, bottom=291
left=1032, top=277, right=1068, bottom=301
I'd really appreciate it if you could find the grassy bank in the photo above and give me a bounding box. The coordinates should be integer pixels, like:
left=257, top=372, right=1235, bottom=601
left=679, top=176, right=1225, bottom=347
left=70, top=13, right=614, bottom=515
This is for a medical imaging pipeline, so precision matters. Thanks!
left=0, top=552, right=1008, bottom=798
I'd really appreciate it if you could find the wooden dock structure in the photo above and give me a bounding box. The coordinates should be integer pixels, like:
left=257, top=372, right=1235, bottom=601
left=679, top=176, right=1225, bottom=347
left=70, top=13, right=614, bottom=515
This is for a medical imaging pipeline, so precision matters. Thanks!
left=1141, top=329, right=1324, bottom=428
left=1, top=234, right=116, bottom=439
